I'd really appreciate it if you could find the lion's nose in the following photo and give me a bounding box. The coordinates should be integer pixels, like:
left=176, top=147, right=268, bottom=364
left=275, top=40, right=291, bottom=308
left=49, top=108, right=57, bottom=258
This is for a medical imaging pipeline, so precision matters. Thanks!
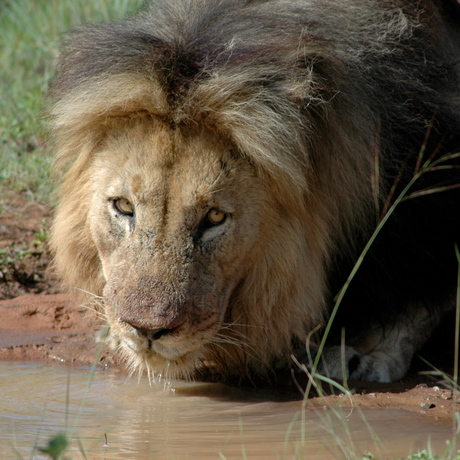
left=135, top=326, right=175, bottom=341
left=118, top=317, right=183, bottom=341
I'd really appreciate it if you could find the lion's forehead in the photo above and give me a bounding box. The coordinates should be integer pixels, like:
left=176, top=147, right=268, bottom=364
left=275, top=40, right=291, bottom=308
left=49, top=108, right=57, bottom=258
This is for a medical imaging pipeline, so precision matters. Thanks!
left=94, top=121, right=261, bottom=225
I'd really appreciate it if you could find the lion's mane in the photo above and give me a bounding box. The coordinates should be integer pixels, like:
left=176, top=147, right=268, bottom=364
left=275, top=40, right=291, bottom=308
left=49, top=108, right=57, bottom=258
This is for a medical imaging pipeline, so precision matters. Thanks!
left=49, top=0, right=460, bottom=380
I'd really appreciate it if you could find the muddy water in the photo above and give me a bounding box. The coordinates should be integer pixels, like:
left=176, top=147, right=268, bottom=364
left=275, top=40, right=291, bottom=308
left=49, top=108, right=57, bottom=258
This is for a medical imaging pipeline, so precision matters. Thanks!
left=0, top=362, right=453, bottom=459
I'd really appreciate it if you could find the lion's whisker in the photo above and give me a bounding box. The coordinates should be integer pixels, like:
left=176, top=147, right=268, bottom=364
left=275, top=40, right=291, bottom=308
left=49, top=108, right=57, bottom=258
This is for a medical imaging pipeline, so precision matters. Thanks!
left=75, top=288, right=104, bottom=300
left=210, top=333, right=262, bottom=365
left=220, top=322, right=263, bottom=330
left=212, top=331, right=250, bottom=347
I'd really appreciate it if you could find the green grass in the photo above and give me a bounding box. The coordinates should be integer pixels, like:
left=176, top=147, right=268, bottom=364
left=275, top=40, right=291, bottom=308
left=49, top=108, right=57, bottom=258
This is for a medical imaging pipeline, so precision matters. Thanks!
left=0, top=0, right=145, bottom=210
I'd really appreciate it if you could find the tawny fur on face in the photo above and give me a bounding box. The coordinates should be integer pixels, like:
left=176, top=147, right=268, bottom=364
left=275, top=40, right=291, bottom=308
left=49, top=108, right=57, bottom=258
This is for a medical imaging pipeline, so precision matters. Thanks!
left=88, top=120, right=286, bottom=378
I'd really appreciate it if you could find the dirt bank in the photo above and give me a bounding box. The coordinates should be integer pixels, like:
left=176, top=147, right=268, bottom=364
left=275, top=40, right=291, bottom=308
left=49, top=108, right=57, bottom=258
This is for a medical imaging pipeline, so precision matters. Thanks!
left=0, top=293, right=117, bottom=367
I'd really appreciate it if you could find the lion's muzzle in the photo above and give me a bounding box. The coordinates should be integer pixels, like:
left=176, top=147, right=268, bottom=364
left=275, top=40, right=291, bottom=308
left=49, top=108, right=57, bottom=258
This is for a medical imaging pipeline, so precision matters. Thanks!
left=102, top=268, right=227, bottom=365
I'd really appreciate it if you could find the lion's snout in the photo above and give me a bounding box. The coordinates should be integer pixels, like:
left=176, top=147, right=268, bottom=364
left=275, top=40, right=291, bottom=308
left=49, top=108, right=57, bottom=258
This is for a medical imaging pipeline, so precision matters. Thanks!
left=104, top=275, right=192, bottom=340
left=103, top=272, right=224, bottom=361
left=107, top=281, right=224, bottom=365
left=113, top=295, right=190, bottom=343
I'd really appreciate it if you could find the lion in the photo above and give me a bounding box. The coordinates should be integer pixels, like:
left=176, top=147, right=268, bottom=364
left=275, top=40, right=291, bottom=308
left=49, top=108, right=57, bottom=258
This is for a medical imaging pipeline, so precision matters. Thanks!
left=48, top=0, right=460, bottom=384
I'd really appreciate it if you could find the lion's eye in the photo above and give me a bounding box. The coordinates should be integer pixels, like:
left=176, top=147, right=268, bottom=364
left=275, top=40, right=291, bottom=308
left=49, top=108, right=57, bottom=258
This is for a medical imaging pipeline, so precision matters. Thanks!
left=207, top=208, right=226, bottom=225
left=113, top=198, right=134, bottom=216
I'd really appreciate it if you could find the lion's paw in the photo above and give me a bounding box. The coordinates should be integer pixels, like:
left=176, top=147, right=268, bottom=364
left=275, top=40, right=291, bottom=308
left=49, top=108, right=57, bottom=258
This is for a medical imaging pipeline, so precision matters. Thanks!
left=298, top=345, right=406, bottom=383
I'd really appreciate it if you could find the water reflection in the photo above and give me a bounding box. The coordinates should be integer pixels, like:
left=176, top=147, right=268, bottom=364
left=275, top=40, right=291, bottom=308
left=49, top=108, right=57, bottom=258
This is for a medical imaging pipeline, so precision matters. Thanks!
left=0, top=362, right=452, bottom=459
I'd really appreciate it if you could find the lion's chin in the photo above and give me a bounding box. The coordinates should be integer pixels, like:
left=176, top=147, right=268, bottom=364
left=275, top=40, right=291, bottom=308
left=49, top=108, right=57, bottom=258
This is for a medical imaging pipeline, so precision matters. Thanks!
left=112, top=333, right=205, bottom=381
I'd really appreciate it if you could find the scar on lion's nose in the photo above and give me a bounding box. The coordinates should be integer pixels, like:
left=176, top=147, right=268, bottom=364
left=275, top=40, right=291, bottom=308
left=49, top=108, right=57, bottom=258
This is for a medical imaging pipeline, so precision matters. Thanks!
left=118, top=317, right=184, bottom=341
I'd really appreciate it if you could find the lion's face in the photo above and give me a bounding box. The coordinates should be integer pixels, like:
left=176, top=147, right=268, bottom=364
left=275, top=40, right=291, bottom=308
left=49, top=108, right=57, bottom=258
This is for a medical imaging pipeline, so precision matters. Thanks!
left=88, top=121, right=277, bottom=376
